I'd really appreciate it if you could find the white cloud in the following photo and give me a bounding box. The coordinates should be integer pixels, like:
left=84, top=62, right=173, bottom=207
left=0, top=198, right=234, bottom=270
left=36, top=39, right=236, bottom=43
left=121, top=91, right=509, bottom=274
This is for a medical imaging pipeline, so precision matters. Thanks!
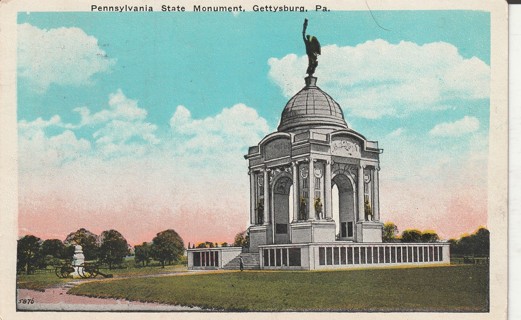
left=18, top=115, right=63, bottom=135
left=75, top=90, right=160, bottom=157
left=169, top=103, right=270, bottom=167
left=429, top=116, right=480, bottom=137
left=388, top=128, right=404, bottom=137
left=268, top=40, right=490, bottom=119
left=19, top=127, right=91, bottom=169
left=379, top=125, right=488, bottom=239
left=18, top=90, right=159, bottom=164
left=74, top=90, right=148, bottom=127
left=18, top=98, right=271, bottom=244
left=19, top=90, right=269, bottom=169
left=19, top=114, right=91, bottom=169
left=18, top=23, right=116, bottom=92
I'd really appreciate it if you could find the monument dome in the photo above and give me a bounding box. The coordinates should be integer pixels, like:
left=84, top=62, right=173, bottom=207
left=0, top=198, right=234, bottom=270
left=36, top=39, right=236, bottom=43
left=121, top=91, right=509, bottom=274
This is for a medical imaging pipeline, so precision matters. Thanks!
left=277, top=76, right=348, bottom=132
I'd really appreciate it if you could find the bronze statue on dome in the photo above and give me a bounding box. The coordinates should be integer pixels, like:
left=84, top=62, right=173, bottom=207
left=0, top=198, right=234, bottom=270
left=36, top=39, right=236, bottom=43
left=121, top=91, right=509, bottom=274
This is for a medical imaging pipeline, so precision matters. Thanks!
left=303, top=18, right=321, bottom=76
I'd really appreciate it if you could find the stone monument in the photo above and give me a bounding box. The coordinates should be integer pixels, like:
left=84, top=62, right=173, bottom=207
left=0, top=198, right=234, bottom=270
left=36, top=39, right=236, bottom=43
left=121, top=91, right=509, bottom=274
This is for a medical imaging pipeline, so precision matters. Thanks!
left=188, top=19, right=450, bottom=270
left=245, top=19, right=384, bottom=252
left=69, top=244, right=85, bottom=278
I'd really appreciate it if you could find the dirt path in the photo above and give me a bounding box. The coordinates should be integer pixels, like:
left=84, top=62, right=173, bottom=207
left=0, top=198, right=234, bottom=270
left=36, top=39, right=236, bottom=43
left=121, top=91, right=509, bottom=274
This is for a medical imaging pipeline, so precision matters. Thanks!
left=16, top=271, right=222, bottom=311
left=17, top=288, right=201, bottom=311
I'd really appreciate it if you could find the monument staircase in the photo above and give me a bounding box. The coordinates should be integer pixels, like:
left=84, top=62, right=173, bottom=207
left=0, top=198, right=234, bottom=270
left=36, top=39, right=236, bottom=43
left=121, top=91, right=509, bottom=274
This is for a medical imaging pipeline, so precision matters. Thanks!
left=223, top=252, right=260, bottom=270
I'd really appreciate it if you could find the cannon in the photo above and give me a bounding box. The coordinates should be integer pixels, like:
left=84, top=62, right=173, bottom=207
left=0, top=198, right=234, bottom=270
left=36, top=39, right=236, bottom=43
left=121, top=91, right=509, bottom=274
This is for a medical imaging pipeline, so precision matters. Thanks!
left=54, top=262, right=113, bottom=279
left=54, top=262, right=74, bottom=279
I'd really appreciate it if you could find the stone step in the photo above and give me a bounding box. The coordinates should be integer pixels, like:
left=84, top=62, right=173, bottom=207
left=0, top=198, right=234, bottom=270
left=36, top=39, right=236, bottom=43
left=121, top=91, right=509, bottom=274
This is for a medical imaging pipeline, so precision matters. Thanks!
left=223, top=253, right=261, bottom=270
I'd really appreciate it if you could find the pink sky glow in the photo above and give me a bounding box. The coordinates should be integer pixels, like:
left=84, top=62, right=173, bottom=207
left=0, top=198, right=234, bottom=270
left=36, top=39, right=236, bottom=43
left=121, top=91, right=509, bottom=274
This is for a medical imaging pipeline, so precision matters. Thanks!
left=18, top=154, right=487, bottom=246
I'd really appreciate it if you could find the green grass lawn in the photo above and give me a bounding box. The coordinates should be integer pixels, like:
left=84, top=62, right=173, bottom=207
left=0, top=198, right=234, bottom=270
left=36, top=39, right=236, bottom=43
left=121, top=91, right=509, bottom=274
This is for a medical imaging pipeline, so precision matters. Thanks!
left=17, top=272, right=71, bottom=291
left=17, top=264, right=187, bottom=291
left=68, top=265, right=489, bottom=312
left=104, top=264, right=187, bottom=277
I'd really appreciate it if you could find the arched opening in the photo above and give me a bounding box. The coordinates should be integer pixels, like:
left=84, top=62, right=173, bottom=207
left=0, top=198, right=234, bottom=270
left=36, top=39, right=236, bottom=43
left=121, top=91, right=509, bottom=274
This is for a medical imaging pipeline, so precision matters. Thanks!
left=332, top=174, right=355, bottom=241
left=273, top=176, right=292, bottom=244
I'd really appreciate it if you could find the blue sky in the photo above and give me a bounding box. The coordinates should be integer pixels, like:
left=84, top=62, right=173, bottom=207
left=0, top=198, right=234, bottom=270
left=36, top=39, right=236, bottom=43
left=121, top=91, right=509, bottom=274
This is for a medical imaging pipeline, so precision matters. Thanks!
left=18, top=11, right=489, bottom=133
left=17, top=11, right=490, bottom=244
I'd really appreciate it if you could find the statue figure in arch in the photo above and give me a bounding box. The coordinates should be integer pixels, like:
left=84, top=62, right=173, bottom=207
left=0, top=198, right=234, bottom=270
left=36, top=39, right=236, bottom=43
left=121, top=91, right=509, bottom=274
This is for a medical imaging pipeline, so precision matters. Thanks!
left=314, top=197, right=323, bottom=220
left=256, top=200, right=264, bottom=225
left=299, top=198, right=308, bottom=220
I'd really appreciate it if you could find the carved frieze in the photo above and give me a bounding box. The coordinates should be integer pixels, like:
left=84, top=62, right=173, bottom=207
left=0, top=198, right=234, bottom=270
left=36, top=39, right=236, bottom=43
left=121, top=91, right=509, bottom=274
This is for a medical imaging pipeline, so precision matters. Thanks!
left=269, top=165, right=292, bottom=183
left=264, top=138, right=291, bottom=160
left=313, top=167, right=323, bottom=178
left=331, top=139, right=361, bottom=157
left=300, top=166, right=309, bottom=178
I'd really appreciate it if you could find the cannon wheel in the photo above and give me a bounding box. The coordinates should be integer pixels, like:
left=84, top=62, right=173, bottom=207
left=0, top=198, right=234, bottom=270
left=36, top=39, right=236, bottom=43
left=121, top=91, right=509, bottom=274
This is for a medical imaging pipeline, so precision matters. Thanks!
left=87, top=264, right=100, bottom=278
left=55, top=263, right=73, bottom=278
left=54, top=264, right=64, bottom=278
left=79, top=263, right=99, bottom=278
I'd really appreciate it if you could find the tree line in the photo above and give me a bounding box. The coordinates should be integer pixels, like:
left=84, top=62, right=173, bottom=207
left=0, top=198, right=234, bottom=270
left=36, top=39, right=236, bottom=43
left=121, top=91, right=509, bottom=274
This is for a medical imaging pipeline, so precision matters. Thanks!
left=17, top=228, right=185, bottom=275
left=448, top=227, right=489, bottom=257
left=382, top=222, right=440, bottom=243
left=186, top=230, right=249, bottom=249
left=382, top=222, right=489, bottom=257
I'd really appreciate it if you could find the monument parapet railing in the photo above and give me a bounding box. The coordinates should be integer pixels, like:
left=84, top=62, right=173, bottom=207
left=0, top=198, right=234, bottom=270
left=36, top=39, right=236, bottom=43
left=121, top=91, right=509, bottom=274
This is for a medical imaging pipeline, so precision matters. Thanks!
left=259, top=242, right=450, bottom=270
left=187, top=246, right=242, bottom=269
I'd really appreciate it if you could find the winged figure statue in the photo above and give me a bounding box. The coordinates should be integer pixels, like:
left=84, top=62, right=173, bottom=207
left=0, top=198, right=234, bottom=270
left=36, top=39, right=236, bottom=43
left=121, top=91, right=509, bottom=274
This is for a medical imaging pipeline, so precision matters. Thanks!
left=303, top=18, right=321, bottom=76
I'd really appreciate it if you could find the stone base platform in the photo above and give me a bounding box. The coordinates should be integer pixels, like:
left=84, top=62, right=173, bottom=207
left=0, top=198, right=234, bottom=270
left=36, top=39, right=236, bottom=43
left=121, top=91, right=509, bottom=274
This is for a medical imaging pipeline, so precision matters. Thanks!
left=188, top=242, right=451, bottom=271
left=259, top=241, right=450, bottom=270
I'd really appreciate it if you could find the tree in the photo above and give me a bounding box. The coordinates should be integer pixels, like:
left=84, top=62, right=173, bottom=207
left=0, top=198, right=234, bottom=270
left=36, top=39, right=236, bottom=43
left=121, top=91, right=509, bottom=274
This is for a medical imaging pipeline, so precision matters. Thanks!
left=473, top=227, right=490, bottom=257
left=196, top=241, right=219, bottom=248
left=17, top=235, right=42, bottom=274
left=64, top=228, right=100, bottom=260
left=449, top=227, right=489, bottom=257
left=151, top=229, right=185, bottom=268
left=458, top=235, right=474, bottom=254
left=401, top=229, right=422, bottom=243
left=382, top=222, right=399, bottom=242
left=41, top=239, right=66, bottom=259
left=448, top=238, right=460, bottom=255
left=421, top=230, right=439, bottom=243
left=99, top=229, right=130, bottom=269
left=134, top=242, right=152, bottom=267
left=63, top=244, right=76, bottom=260
left=233, top=230, right=249, bottom=248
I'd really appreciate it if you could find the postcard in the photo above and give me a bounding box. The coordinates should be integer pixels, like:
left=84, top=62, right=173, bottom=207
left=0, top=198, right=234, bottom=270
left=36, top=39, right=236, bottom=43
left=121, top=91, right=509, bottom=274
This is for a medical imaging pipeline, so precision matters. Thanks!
left=0, top=0, right=508, bottom=319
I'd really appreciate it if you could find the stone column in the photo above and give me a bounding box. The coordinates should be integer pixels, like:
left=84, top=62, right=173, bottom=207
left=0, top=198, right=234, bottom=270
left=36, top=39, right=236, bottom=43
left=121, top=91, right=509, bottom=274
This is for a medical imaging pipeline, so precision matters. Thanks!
left=263, top=168, right=269, bottom=226
left=292, top=162, right=299, bottom=222
left=373, top=168, right=380, bottom=222
left=249, top=170, right=255, bottom=225
left=308, top=158, right=315, bottom=220
left=357, top=165, right=365, bottom=222
left=325, top=160, right=332, bottom=220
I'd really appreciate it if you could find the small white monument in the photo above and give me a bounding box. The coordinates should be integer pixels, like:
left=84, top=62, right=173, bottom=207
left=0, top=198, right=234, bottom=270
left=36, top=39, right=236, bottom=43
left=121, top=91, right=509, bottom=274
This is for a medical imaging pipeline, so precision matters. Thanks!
left=70, top=244, right=85, bottom=278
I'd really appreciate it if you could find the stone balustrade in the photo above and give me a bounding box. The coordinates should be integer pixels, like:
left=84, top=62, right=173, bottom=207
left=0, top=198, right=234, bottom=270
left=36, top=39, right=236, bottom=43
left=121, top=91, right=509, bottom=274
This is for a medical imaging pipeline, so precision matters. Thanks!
left=259, top=242, right=450, bottom=270
left=187, top=247, right=242, bottom=270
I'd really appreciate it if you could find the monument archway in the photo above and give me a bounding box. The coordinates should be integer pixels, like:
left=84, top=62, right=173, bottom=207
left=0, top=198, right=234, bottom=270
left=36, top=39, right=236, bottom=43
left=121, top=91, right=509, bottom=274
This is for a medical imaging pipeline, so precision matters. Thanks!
left=272, top=175, right=293, bottom=244
left=332, top=173, right=356, bottom=241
